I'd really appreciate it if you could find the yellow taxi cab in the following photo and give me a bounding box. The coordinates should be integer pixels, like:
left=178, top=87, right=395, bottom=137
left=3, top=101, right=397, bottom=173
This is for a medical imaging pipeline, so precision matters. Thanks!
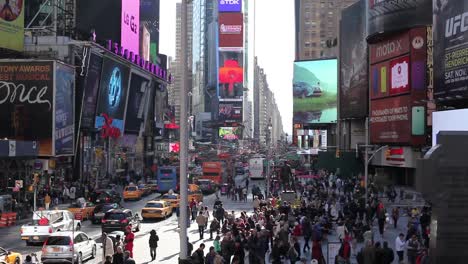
left=141, top=201, right=173, bottom=220
left=161, top=193, right=180, bottom=209
left=188, top=184, right=203, bottom=203
left=0, top=247, right=21, bottom=264
left=123, top=185, right=142, bottom=201
left=68, top=201, right=96, bottom=220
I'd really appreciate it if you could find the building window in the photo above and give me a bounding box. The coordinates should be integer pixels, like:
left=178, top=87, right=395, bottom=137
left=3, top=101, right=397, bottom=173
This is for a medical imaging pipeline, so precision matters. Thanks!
left=305, top=51, right=310, bottom=57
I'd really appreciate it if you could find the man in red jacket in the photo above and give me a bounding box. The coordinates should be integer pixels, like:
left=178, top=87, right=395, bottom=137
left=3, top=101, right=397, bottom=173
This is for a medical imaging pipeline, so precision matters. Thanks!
left=124, top=226, right=135, bottom=257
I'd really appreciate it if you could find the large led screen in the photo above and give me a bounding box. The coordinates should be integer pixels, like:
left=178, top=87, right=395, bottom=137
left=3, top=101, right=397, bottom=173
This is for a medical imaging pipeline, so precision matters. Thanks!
left=218, top=13, right=243, bottom=48
left=218, top=50, right=244, bottom=100
left=293, top=59, right=338, bottom=124
left=121, top=0, right=140, bottom=56
left=55, top=63, right=75, bottom=156
left=219, top=127, right=241, bottom=141
left=0, top=0, right=24, bottom=51
left=95, top=57, right=131, bottom=134
left=125, top=72, right=151, bottom=134
left=218, top=0, right=242, bottom=13
left=219, top=101, right=243, bottom=124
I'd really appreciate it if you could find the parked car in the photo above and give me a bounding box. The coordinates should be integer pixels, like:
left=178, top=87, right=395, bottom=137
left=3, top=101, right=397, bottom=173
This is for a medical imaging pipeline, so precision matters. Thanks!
left=0, top=247, right=21, bottom=264
left=101, top=209, right=141, bottom=233
left=137, top=184, right=151, bottom=197
left=123, top=186, right=142, bottom=201
left=196, top=179, right=216, bottom=194
left=146, top=180, right=159, bottom=192
left=90, top=189, right=122, bottom=204
left=41, top=231, right=96, bottom=264
left=141, top=201, right=173, bottom=220
left=21, top=210, right=81, bottom=246
left=68, top=202, right=96, bottom=220
left=90, top=203, right=122, bottom=224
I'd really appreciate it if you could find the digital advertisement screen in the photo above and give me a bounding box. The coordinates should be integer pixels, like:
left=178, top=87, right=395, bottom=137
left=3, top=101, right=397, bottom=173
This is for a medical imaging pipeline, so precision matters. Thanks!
left=125, top=73, right=151, bottom=134
left=121, top=0, right=140, bottom=56
left=219, top=127, right=241, bottom=140
left=218, top=13, right=243, bottom=48
left=293, top=59, right=338, bottom=124
left=218, top=0, right=242, bottom=12
left=81, top=53, right=103, bottom=129
left=339, top=1, right=368, bottom=119
left=141, top=25, right=151, bottom=61
left=218, top=50, right=244, bottom=99
left=54, top=63, right=75, bottom=156
left=433, top=0, right=468, bottom=99
left=0, top=0, right=24, bottom=51
left=0, top=61, right=54, bottom=156
left=140, top=0, right=160, bottom=63
left=95, top=57, right=131, bottom=133
left=219, top=101, right=243, bottom=123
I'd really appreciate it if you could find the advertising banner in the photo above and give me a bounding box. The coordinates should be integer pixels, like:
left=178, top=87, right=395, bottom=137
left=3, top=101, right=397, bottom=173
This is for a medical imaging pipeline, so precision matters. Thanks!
left=81, top=53, right=103, bottom=129
left=218, top=0, right=242, bottom=13
left=54, top=62, right=75, bottom=156
left=293, top=59, right=338, bottom=124
left=140, top=0, right=160, bottom=63
left=339, top=1, right=368, bottom=119
left=219, top=101, right=243, bottom=124
left=370, top=95, right=411, bottom=144
left=433, top=0, right=468, bottom=99
left=219, top=127, right=241, bottom=140
left=140, top=25, right=151, bottom=61
left=218, top=50, right=244, bottom=99
left=95, top=57, right=131, bottom=134
left=218, top=13, right=243, bottom=48
left=0, top=0, right=24, bottom=51
left=121, top=0, right=140, bottom=56
left=369, top=31, right=410, bottom=64
left=367, top=0, right=432, bottom=38
left=389, top=55, right=410, bottom=95
left=0, top=61, right=54, bottom=156
left=125, top=72, right=151, bottom=134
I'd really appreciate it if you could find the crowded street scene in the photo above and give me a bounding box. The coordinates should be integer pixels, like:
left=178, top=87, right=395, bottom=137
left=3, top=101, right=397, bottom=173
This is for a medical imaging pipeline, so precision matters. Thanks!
left=0, top=0, right=466, bottom=263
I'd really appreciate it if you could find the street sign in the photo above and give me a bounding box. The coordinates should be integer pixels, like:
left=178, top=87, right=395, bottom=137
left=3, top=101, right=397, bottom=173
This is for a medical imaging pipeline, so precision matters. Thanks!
left=15, top=180, right=23, bottom=188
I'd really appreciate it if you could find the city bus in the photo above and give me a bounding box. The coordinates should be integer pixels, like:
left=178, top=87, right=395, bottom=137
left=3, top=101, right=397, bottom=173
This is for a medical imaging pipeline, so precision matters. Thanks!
left=201, top=162, right=225, bottom=185
left=156, top=166, right=178, bottom=193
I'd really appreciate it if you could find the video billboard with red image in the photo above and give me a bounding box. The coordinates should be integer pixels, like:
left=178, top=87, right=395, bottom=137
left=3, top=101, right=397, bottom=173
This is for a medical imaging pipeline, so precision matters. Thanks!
left=121, top=0, right=140, bottom=56
left=218, top=50, right=244, bottom=99
left=218, top=13, right=243, bottom=48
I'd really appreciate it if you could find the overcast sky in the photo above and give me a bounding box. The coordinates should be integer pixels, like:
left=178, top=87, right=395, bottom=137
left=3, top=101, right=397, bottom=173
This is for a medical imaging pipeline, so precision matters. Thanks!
left=159, top=0, right=294, bottom=135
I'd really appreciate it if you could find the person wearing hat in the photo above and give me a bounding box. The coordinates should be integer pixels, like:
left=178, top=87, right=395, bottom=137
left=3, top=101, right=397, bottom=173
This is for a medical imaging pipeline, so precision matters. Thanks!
left=124, top=226, right=135, bottom=257
left=102, top=232, right=114, bottom=263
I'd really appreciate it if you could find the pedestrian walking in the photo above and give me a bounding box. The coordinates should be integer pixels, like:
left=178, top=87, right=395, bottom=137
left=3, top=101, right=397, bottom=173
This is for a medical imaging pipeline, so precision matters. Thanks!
left=187, top=238, right=194, bottom=256
left=196, top=211, right=207, bottom=239
left=123, top=250, right=136, bottom=264
left=203, top=206, right=210, bottom=230
left=112, top=246, right=124, bottom=264
left=62, top=186, right=70, bottom=203
left=104, top=255, right=113, bottom=264
left=102, top=232, right=114, bottom=264
left=213, top=235, right=221, bottom=253
left=381, top=241, right=394, bottom=264
left=407, top=234, right=420, bottom=264
left=210, top=218, right=220, bottom=239
left=392, top=206, right=400, bottom=229
left=395, top=233, right=406, bottom=263
left=361, top=240, right=375, bottom=264
left=190, top=198, right=198, bottom=221
left=124, top=226, right=135, bottom=257
left=149, top=230, right=159, bottom=261
left=44, top=193, right=51, bottom=210
left=205, top=246, right=217, bottom=264
left=191, top=243, right=205, bottom=264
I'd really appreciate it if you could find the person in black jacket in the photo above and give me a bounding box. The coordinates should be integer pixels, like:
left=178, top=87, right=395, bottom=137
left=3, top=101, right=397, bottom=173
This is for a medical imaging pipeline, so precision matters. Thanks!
left=149, top=230, right=159, bottom=261
left=191, top=243, right=205, bottom=264
left=381, top=241, right=394, bottom=264
left=112, top=246, right=124, bottom=264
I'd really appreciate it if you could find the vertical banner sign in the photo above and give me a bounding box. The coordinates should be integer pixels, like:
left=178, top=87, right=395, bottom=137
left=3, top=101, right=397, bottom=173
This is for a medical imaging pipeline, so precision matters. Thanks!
left=426, top=26, right=435, bottom=126
left=121, top=0, right=140, bottom=56
left=433, top=0, right=468, bottom=99
left=125, top=73, right=151, bottom=134
left=0, top=61, right=54, bottom=156
left=81, top=53, right=103, bottom=129
left=218, top=50, right=244, bottom=99
left=140, top=0, right=160, bottom=63
left=54, top=62, right=75, bottom=156
left=0, top=0, right=24, bottom=51
left=218, top=13, right=244, bottom=48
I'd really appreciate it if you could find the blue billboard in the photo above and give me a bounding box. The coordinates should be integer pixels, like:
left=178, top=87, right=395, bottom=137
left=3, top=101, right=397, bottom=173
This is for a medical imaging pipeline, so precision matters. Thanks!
left=218, top=0, right=242, bottom=13
left=55, top=62, right=75, bottom=156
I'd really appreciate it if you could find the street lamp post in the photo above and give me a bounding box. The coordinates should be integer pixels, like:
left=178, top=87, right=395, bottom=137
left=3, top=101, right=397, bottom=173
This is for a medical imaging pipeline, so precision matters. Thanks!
left=266, top=121, right=272, bottom=198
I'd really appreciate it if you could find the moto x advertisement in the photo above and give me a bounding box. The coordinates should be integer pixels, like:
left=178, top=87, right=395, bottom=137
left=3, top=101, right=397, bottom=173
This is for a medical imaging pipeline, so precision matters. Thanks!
left=433, top=0, right=468, bottom=99
left=95, top=57, right=130, bottom=134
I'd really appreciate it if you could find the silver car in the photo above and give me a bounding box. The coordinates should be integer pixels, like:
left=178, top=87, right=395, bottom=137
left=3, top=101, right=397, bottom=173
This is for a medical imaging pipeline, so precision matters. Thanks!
left=41, top=231, right=96, bottom=264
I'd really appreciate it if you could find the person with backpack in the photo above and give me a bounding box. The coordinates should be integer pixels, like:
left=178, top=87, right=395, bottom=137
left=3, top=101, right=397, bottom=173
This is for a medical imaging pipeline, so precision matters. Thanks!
left=149, top=230, right=159, bottom=261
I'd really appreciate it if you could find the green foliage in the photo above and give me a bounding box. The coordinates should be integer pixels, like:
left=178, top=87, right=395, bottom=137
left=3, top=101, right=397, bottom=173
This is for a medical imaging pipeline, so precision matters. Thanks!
left=293, top=91, right=337, bottom=112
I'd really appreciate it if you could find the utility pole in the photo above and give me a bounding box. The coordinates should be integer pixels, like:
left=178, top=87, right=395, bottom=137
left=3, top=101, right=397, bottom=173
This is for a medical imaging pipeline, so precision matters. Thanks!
left=179, top=0, right=189, bottom=261
left=364, top=117, right=369, bottom=206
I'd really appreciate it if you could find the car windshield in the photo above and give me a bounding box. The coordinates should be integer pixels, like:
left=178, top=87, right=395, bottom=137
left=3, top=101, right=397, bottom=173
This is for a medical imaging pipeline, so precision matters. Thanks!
left=69, top=203, right=82, bottom=208
left=46, top=236, right=71, bottom=246
left=104, top=212, right=125, bottom=220
left=162, top=195, right=177, bottom=199
left=96, top=204, right=118, bottom=213
left=127, top=187, right=137, bottom=191
left=145, top=203, right=163, bottom=208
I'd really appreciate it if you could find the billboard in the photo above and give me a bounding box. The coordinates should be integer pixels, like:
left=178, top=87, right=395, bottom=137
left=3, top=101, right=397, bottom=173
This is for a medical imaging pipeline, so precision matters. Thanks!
left=218, top=0, right=242, bottom=13
left=339, top=1, right=368, bottom=118
left=293, top=59, right=338, bottom=124
left=370, top=95, right=412, bottom=144
left=125, top=72, right=151, bottom=134
left=81, top=53, right=103, bottom=129
left=367, top=0, right=432, bottom=38
left=95, top=57, right=131, bottom=134
left=218, top=50, right=244, bottom=99
left=121, top=0, right=140, bottom=56
left=219, top=127, right=241, bottom=140
left=432, top=109, right=468, bottom=146
left=0, top=0, right=24, bottom=51
left=0, top=61, right=54, bottom=156
left=54, top=63, right=75, bottom=156
left=218, top=13, right=243, bottom=48
left=219, top=101, right=242, bottom=123
left=140, top=25, right=151, bottom=61
left=433, top=0, right=468, bottom=99
left=140, top=0, right=160, bottom=63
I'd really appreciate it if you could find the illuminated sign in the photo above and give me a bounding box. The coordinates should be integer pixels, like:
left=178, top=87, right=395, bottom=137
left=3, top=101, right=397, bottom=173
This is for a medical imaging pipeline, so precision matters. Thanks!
left=218, top=0, right=242, bottom=12
left=121, top=0, right=140, bottom=56
left=108, top=67, right=122, bottom=108
left=106, top=39, right=172, bottom=83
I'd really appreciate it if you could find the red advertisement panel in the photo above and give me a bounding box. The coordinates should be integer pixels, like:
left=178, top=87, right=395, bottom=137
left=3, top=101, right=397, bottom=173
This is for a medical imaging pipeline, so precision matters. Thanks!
left=370, top=31, right=410, bottom=64
left=218, top=13, right=243, bottom=48
left=370, top=96, right=411, bottom=144
left=370, top=60, right=390, bottom=99
left=389, top=55, right=410, bottom=95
